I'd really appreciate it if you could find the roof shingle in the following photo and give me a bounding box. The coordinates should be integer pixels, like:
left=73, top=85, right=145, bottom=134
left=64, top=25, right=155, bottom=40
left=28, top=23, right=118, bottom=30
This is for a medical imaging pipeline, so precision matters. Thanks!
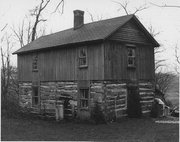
left=13, top=14, right=134, bottom=54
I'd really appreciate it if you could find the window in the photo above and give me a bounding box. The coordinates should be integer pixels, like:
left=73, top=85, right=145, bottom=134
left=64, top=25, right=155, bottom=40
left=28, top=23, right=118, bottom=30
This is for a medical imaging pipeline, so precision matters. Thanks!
left=79, top=47, right=87, bottom=68
left=79, top=88, right=89, bottom=109
left=32, top=54, right=38, bottom=71
left=127, top=46, right=136, bottom=67
left=32, top=86, right=39, bottom=106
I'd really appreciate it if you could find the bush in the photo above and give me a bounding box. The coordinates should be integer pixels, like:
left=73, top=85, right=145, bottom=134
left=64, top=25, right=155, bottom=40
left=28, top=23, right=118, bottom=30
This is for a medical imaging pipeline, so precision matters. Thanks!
left=1, top=95, right=21, bottom=118
left=91, top=102, right=106, bottom=124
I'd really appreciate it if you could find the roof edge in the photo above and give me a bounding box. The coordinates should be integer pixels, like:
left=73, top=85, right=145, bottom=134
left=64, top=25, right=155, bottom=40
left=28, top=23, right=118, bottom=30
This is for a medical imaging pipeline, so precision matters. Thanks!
left=104, top=14, right=134, bottom=40
left=132, top=16, right=160, bottom=47
left=105, top=15, right=160, bottom=47
left=13, top=39, right=104, bottom=55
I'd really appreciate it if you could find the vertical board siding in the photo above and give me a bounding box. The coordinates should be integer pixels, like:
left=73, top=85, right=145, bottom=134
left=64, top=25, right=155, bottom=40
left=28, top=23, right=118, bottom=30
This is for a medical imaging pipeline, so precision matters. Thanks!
left=18, top=43, right=104, bottom=82
left=78, top=44, right=104, bottom=80
left=104, top=41, right=128, bottom=80
left=104, top=41, right=154, bottom=81
left=110, top=20, right=151, bottom=45
left=137, top=46, right=154, bottom=80
left=18, top=54, right=32, bottom=81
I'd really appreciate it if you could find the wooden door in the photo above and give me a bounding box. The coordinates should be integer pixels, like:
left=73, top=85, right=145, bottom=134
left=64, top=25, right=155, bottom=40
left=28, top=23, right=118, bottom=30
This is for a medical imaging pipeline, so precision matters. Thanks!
left=127, top=86, right=142, bottom=117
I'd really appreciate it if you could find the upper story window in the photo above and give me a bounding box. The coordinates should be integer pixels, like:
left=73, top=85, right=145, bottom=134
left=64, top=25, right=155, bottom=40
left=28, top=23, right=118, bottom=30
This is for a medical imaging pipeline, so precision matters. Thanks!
left=32, top=54, right=38, bottom=71
left=127, top=45, right=136, bottom=68
left=79, top=47, right=87, bottom=68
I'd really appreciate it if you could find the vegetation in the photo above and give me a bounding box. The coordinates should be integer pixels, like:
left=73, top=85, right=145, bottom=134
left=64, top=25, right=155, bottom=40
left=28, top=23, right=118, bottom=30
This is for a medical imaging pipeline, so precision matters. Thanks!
left=1, top=116, right=179, bottom=141
left=1, top=0, right=179, bottom=119
left=91, top=102, right=106, bottom=124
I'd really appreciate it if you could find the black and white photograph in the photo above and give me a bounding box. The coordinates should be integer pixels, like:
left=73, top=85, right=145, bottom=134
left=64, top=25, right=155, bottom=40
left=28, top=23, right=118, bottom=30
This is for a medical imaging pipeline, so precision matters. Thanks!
left=1, top=0, right=179, bottom=141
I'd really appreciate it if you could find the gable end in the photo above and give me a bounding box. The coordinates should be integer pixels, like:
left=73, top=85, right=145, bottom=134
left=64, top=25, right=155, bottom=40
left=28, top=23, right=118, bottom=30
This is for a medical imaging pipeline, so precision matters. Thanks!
left=108, top=17, right=159, bottom=47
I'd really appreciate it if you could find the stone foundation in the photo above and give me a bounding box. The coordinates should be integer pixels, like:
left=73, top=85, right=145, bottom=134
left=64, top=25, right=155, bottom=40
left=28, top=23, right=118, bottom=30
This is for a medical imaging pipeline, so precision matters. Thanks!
left=19, top=81, right=78, bottom=116
left=19, top=82, right=32, bottom=108
left=104, top=82, right=127, bottom=120
left=19, top=80, right=154, bottom=120
left=139, top=82, right=154, bottom=114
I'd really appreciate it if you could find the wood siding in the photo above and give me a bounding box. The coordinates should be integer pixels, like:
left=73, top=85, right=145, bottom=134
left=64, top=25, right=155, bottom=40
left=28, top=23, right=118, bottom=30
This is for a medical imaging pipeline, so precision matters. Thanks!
left=18, top=43, right=104, bottom=81
left=110, top=20, right=152, bottom=45
left=18, top=54, right=33, bottom=81
left=104, top=41, right=154, bottom=81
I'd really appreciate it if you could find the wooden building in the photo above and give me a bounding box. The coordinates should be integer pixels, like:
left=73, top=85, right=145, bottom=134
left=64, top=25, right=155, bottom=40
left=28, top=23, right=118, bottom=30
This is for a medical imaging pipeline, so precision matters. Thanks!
left=13, top=10, right=159, bottom=120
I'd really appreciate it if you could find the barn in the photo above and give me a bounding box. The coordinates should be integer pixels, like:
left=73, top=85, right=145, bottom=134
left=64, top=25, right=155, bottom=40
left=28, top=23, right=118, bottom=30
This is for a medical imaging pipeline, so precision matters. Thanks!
left=13, top=10, right=159, bottom=120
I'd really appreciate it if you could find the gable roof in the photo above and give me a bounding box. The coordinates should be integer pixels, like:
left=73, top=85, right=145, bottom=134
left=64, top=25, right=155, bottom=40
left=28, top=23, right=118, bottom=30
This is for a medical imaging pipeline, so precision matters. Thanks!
left=13, top=14, right=159, bottom=54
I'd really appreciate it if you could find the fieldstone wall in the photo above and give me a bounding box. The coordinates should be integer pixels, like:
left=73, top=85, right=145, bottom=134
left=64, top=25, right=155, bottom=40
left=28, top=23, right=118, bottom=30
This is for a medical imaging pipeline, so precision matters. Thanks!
left=104, top=82, right=127, bottom=120
left=19, top=81, right=78, bottom=116
left=40, top=82, right=57, bottom=115
left=19, top=82, right=32, bottom=108
left=139, top=82, right=154, bottom=114
left=90, top=82, right=105, bottom=106
left=19, top=81, right=154, bottom=120
left=40, top=81, right=78, bottom=116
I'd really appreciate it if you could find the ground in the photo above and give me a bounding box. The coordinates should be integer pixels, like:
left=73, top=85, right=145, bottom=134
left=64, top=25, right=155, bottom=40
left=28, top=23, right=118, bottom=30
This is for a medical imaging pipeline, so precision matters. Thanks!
left=1, top=116, right=179, bottom=141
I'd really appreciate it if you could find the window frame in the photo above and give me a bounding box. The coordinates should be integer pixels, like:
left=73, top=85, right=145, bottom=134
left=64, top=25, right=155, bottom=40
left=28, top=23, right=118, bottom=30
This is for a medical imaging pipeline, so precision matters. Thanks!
left=79, top=88, right=89, bottom=109
left=79, top=47, right=88, bottom=68
left=32, top=53, right=38, bottom=72
left=32, top=86, right=39, bottom=107
left=127, top=45, right=136, bottom=68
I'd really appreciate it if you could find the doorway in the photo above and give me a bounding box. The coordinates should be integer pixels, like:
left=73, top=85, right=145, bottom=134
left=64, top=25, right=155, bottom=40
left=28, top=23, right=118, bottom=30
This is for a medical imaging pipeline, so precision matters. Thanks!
left=127, top=85, right=142, bottom=117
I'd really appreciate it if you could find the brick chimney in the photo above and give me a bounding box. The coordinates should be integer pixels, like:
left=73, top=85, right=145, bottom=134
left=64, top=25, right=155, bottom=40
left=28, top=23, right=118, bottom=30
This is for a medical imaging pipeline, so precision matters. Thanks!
left=73, top=10, right=84, bottom=30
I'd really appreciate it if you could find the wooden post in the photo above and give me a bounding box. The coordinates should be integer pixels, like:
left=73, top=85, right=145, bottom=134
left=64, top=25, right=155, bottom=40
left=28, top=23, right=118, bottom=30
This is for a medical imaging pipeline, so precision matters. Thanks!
left=55, top=101, right=64, bottom=121
left=115, top=97, right=117, bottom=119
left=72, top=104, right=75, bottom=118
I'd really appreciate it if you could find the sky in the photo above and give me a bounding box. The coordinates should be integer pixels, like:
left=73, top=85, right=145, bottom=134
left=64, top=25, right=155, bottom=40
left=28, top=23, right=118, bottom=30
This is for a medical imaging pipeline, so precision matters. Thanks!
left=1, top=0, right=180, bottom=73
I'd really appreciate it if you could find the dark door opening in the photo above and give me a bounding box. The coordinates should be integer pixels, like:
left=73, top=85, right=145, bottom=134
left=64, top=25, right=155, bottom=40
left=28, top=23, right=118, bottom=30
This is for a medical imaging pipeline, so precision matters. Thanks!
left=127, top=86, right=142, bottom=117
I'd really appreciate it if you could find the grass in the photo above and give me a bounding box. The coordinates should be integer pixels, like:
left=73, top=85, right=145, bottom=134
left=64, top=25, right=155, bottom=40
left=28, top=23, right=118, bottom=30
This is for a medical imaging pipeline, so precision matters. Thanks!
left=1, top=116, right=179, bottom=141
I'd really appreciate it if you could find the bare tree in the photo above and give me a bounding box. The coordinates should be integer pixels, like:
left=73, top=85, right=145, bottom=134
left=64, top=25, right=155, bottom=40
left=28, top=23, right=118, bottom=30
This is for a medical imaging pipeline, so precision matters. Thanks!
left=112, top=0, right=149, bottom=15
left=30, top=0, right=50, bottom=41
left=150, top=3, right=180, bottom=8
left=53, top=0, right=65, bottom=14
left=30, top=0, right=65, bottom=41
left=1, top=24, right=8, bottom=32
left=149, top=2, right=180, bottom=74
left=87, top=11, right=103, bottom=22
left=12, top=0, right=65, bottom=46
left=174, top=44, right=180, bottom=74
left=12, top=17, right=41, bottom=48
left=147, top=24, right=166, bottom=71
left=155, top=72, right=176, bottom=94
left=1, top=34, right=12, bottom=102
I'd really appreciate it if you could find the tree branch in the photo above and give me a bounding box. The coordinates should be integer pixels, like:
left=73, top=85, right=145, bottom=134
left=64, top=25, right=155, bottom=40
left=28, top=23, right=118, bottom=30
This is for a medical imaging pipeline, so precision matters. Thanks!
left=113, top=0, right=129, bottom=15
left=53, top=0, right=64, bottom=14
left=150, top=3, right=180, bottom=8
left=1, top=24, right=8, bottom=32
left=133, top=4, right=149, bottom=14
left=175, top=44, right=180, bottom=65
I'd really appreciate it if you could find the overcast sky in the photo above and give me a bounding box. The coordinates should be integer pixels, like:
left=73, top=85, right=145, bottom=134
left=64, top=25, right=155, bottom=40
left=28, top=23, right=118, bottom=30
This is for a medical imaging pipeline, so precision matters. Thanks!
left=1, top=0, right=180, bottom=73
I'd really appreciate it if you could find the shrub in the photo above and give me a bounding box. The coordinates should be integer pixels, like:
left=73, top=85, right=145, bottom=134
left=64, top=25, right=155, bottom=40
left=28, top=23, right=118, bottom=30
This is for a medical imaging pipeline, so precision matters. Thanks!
left=1, top=94, right=21, bottom=118
left=91, top=102, right=106, bottom=124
